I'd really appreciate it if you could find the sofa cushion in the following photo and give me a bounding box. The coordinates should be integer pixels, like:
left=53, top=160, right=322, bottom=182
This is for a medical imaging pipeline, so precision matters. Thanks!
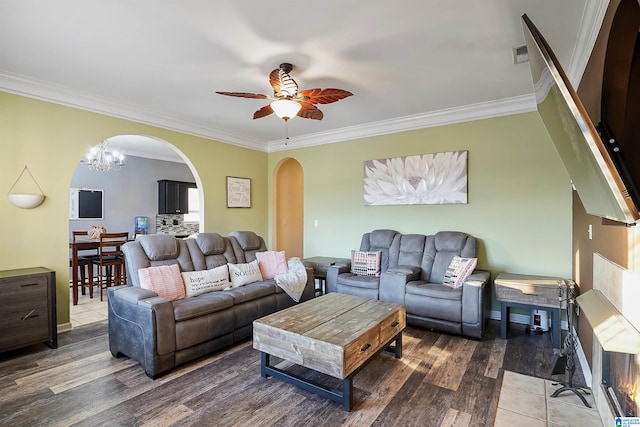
left=224, top=280, right=277, bottom=304
left=351, top=250, right=381, bottom=276
left=181, top=265, right=230, bottom=297
left=387, top=265, right=422, bottom=276
left=186, top=236, right=236, bottom=271
left=255, top=251, right=288, bottom=279
left=394, top=234, right=426, bottom=267
left=423, top=232, right=476, bottom=284
left=406, top=281, right=462, bottom=301
left=435, top=231, right=471, bottom=253
left=229, top=231, right=261, bottom=250
left=443, top=256, right=478, bottom=288
left=369, top=229, right=398, bottom=248
left=360, top=229, right=400, bottom=273
left=139, top=234, right=180, bottom=261
left=173, top=291, right=235, bottom=322
left=337, top=273, right=380, bottom=289
left=405, top=286, right=462, bottom=323
left=195, top=233, right=226, bottom=255
left=228, top=260, right=263, bottom=287
left=138, top=264, right=185, bottom=301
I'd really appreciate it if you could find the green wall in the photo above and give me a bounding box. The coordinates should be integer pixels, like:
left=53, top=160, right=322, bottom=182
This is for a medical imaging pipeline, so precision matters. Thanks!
left=268, top=113, right=573, bottom=313
left=1, top=91, right=268, bottom=325
left=2, top=89, right=573, bottom=325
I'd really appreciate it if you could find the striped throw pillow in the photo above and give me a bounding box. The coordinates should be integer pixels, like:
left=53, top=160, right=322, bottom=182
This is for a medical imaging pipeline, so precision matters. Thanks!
left=351, top=250, right=381, bottom=277
left=443, top=256, right=478, bottom=288
left=138, top=264, right=186, bottom=301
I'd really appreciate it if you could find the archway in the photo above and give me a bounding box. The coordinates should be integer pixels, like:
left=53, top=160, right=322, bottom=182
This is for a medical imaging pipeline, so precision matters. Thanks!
left=68, top=134, right=204, bottom=318
left=274, top=158, right=304, bottom=257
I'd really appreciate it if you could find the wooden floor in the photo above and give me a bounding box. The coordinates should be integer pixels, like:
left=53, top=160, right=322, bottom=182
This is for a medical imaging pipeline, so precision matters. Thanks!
left=0, top=319, right=585, bottom=427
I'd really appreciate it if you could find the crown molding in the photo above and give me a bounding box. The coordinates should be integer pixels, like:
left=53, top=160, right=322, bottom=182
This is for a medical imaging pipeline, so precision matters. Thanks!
left=566, top=0, right=609, bottom=87
left=1, top=70, right=538, bottom=154
left=0, top=71, right=267, bottom=151
left=267, top=95, right=537, bottom=152
left=118, top=150, right=185, bottom=164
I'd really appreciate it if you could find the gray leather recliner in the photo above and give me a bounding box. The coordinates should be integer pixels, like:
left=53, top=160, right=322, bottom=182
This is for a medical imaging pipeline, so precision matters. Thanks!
left=107, top=231, right=315, bottom=378
left=326, top=230, right=490, bottom=339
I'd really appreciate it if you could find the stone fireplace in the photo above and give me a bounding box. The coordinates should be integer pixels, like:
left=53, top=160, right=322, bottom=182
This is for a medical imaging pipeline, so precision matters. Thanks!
left=577, top=254, right=640, bottom=424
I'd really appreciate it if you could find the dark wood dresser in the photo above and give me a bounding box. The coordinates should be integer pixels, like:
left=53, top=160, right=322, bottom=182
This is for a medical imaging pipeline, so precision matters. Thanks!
left=0, top=267, right=57, bottom=352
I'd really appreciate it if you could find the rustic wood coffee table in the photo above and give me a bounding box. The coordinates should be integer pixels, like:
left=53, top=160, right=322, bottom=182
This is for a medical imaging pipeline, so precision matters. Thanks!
left=253, top=293, right=406, bottom=411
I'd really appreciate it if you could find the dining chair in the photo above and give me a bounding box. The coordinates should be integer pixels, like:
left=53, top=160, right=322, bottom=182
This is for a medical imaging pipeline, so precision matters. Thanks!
left=89, top=232, right=129, bottom=301
left=70, top=231, right=99, bottom=300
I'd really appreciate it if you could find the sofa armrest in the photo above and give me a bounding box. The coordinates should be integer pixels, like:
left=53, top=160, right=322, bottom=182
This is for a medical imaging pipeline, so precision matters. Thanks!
left=107, top=286, right=176, bottom=377
left=379, top=265, right=421, bottom=304
left=326, top=264, right=351, bottom=294
left=461, top=269, right=491, bottom=338
left=386, top=265, right=422, bottom=276
left=463, top=270, right=490, bottom=287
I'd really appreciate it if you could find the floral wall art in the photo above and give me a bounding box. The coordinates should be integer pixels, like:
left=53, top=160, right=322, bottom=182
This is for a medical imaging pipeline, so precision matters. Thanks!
left=363, top=150, right=468, bottom=206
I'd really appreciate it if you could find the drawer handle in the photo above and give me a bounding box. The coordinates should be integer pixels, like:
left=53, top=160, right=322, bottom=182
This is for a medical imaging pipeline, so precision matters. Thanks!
left=20, top=283, right=40, bottom=287
left=391, top=321, right=399, bottom=327
left=21, top=309, right=37, bottom=320
left=360, top=343, right=371, bottom=352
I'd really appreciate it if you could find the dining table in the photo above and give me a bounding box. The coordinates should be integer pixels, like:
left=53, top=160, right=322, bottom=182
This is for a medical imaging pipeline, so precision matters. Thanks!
left=69, top=238, right=100, bottom=305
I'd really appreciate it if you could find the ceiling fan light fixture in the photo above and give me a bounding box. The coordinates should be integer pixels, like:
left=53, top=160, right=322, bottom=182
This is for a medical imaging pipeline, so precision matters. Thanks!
left=270, top=99, right=302, bottom=120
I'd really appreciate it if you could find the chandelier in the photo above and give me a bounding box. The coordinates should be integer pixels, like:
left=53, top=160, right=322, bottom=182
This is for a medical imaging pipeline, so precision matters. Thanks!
left=81, top=140, right=125, bottom=172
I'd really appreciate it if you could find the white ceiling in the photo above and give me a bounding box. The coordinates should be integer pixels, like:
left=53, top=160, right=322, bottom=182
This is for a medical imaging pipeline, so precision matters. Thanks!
left=0, top=1, right=606, bottom=161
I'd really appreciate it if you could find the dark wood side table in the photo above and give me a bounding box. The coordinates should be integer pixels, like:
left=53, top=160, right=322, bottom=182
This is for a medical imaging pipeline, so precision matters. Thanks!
left=0, top=267, right=57, bottom=352
left=302, top=256, right=350, bottom=296
left=494, top=273, right=566, bottom=348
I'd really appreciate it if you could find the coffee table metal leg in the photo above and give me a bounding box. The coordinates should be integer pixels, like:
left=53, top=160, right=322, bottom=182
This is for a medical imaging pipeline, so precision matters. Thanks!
left=261, top=352, right=270, bottom=378
left=260, top=353, right=354, bottom=410
left=259, top=332, right=403, bottom=412
left=385, top=332, right=403, bottom=359
left=395, top=333, right=402, bottom=358
left=342, top=376, right=353, bottom=411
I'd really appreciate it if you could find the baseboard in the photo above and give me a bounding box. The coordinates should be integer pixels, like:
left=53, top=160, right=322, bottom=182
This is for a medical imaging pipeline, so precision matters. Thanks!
left=490, top=309, right=529, bottom=325
left=490, top=310, right=568, bottom=330
left=572, top=325, right=592, bottom=388
left=57, top=322, right=72, bottom=334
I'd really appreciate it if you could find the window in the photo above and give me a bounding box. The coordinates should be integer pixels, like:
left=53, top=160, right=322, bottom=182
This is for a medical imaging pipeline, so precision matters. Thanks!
left=183, top=187, right=200, bottom=223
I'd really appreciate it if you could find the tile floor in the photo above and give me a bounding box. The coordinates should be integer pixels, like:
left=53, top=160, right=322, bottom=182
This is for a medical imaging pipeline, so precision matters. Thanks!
left=495, top=370, right=602, bottom=427
left=69, top=290, right=108, bottom=327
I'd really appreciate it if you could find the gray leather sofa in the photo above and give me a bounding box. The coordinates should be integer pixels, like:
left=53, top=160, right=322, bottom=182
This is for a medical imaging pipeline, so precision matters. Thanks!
left=107, top=231, right=315, bottom=378
left=326, top=229, right=490, bottom=339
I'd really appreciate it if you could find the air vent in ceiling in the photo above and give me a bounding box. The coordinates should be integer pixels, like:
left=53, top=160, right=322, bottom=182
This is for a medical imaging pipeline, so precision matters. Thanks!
left=513, top=45, right=529, bottom=63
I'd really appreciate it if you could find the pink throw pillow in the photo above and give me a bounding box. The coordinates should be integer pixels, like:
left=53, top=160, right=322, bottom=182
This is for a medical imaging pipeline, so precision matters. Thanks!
left=138, top=264, right=186, bottom=301
left=255, top=251, right=288, bottom=279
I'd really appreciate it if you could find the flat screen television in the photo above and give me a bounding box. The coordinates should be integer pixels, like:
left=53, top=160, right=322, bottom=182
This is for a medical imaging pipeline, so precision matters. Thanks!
left=522, top=14, right=640, bottom=224
left=69, top=188, right=104, bottom=220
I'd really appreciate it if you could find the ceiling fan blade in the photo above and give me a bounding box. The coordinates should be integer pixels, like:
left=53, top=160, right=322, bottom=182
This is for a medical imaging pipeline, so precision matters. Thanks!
left=253, top=104, right=274, bottom=119
left=215, top=91, right=268, bottom=99
left=299, top=88, right=353, bottom=104
left=269, top=69, right=299, bottom=97
left=297, top=102, right=323, bottom=120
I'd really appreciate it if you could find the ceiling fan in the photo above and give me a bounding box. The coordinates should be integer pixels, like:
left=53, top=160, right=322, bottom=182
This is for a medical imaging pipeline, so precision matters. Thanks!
left=216, top=63, right=353, bottom=122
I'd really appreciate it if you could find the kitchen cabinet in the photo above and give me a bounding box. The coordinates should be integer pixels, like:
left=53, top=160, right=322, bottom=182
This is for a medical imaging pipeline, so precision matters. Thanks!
left=158, top=180, right=195, bottom=214
left=0, top=267, right=57, bottom=352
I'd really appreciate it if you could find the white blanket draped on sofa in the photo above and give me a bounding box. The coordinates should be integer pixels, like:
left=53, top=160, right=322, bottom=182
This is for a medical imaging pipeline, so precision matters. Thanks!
left=274, top=258, right=308, bottom=302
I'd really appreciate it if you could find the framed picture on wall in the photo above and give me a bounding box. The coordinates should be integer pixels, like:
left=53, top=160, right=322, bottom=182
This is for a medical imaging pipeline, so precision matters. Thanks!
left=226, top=176, right=251, bottom=208
left=363, top=150, right=468, bottom=206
